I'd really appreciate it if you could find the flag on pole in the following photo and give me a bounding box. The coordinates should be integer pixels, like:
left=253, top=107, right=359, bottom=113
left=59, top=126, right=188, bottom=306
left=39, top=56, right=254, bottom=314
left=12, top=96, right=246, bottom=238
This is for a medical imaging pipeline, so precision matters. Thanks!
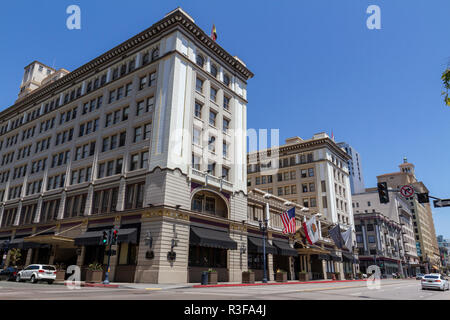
left=302, top=216, right=320, bottom=245
left=341, top=227, right=353, bottom=251
left=211, top=24, right=217, bottom=41
left=331, top=131, right=335, bottom=141
left=329, top=224, right=345, bottom=249
left=281, top=207, right=296, bottom=234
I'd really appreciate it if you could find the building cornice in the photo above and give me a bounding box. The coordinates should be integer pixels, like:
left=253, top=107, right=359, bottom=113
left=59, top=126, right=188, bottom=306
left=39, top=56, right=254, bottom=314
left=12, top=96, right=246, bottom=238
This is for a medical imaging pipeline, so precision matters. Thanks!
left=0, top=9, right=253, bottom=122
left=248, top=138, right=351, bottom=162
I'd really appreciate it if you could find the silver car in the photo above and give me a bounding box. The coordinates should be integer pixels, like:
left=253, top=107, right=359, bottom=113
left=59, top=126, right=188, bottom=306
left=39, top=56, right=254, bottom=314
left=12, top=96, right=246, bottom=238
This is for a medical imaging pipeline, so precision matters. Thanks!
left=16, top=264, right=56, bottom=284
left=421, top=274, right=450, bottom=291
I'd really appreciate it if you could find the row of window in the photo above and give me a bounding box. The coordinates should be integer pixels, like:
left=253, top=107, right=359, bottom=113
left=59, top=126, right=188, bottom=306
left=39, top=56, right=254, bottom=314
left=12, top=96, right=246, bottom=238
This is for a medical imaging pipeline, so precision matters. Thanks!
left=1, top=182, right=146, bottom=227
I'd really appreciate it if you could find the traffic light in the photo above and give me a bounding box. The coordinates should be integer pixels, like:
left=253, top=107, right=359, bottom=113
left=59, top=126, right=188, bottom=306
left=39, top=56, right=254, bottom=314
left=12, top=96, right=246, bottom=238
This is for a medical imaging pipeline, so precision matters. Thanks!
left=417, top=193, right=429, bottom=204
left=102, top=231, right=108, bottom=245
left=377, top=182, right=389, bottom=204
left=112, top=229, right=118, bottom=245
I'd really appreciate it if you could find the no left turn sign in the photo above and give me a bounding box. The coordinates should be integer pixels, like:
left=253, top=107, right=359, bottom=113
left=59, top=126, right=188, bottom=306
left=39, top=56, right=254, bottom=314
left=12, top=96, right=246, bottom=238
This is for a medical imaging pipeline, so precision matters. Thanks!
left=400, top=185, right=414, bottom=198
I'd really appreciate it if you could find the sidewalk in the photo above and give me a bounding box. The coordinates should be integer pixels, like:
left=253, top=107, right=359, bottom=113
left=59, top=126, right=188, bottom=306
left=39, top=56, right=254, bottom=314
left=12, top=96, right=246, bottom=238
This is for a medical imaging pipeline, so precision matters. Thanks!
left=54, top=277, right=414, bottom=290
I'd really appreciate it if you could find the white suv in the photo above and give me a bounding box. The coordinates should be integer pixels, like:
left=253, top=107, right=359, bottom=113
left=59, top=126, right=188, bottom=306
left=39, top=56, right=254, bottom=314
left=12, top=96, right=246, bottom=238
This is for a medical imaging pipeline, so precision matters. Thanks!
left=16, top=264, right=57, bottom=284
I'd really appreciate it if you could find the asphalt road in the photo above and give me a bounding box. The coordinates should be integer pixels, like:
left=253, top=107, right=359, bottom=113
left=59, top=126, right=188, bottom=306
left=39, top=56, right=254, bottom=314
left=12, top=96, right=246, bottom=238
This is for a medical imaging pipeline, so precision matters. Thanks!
left=0, top=279, right=448, bottom=300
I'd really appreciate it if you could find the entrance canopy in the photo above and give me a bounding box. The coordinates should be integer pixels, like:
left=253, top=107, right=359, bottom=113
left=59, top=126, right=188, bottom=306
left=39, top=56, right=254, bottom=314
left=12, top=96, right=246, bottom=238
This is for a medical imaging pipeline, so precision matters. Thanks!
left=74, top=228, right=138, bottom=246
left=272, top=240, right=298, bottom=256
left=190, top=226, right=237, bottom=250
left=328, top=252, right=342, bottom=262
left=247, top=236, right=277, bottom=255
left=23, top=234, right=75, bottom=248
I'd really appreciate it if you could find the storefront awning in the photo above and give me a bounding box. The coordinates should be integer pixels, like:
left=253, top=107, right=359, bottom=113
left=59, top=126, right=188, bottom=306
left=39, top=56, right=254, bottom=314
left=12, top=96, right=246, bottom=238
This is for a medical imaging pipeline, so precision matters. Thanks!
left=8, top=238, right=48, bottom=250
left=318, top=254, right=330, bottom=261
left=190, top=226, right=237, bottom=250
left=74, top=228, right=138, bottom=246
left=272, top=240, right=298, bottom=256
left=247, top=236, right=277, bottom=255
left=328, top=252, right=342, bottom=262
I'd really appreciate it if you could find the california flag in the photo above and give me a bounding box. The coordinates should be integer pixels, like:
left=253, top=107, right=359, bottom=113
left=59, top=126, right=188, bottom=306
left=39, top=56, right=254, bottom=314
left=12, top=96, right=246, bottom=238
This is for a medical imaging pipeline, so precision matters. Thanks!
left=302, top=216, right=320, bottom=245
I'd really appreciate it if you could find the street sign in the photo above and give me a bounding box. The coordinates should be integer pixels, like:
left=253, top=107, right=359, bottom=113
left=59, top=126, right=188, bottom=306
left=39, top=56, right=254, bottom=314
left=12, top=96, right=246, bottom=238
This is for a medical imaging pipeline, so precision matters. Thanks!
left=434, top=199, right=450, bottom=208
left=400, top=185, right=415, bottom=198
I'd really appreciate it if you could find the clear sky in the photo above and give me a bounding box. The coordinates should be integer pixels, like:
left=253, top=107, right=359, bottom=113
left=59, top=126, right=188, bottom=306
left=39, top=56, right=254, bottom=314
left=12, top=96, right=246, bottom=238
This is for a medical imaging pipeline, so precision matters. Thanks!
left=1, top=0, right=449, bottom=237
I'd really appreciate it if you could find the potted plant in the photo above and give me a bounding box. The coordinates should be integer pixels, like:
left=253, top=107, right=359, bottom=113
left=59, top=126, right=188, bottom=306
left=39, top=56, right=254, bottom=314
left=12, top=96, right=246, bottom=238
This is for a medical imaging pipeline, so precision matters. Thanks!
left=54, top=263, right=66, bottom=281
left=207, top=268, right=218, bottom=285
left=298, top=271, right=309, bottom=282
left=275, top=269, right=287, bottom=282
left=242, top=270, right=255, bottom=284
left=334, top=272, right=341, bottom=280
left=357, top=271, right=364, bottom=279
left=86, top=263, right=103, bottom=283
left=345, top=272, right=353, bottom=280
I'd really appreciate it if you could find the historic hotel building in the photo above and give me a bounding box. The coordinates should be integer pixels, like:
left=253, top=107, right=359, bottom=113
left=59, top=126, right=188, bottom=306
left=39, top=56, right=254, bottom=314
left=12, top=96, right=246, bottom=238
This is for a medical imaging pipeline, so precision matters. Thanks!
left=0, top=8, right=260, bottom=283
left=247, top=134, right=359, bottom=279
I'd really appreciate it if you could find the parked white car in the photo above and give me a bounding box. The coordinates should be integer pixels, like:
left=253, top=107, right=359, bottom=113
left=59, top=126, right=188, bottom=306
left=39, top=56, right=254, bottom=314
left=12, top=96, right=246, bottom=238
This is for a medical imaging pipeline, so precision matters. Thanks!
left=421, top=274, right=450, bottom=291
left=16, top=264, right=56, bottom=284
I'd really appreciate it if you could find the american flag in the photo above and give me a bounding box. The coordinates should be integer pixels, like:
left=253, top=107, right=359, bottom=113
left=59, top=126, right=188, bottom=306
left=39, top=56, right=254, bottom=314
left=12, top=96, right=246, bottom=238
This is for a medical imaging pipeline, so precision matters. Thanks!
left=281, top=207, right=296, bottom=234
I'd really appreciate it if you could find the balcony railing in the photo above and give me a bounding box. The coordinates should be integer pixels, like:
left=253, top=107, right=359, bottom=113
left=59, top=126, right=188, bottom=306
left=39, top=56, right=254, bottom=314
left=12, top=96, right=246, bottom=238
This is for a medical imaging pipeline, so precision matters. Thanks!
left=190, top=168, right=233, bottom=192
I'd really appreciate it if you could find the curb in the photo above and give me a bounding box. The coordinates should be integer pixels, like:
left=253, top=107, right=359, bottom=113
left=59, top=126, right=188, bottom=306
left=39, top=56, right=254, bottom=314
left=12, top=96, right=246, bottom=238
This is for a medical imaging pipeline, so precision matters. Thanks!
left=61, top=281, right=119, bottom=288
left=193, top=279, right=369, bottom=288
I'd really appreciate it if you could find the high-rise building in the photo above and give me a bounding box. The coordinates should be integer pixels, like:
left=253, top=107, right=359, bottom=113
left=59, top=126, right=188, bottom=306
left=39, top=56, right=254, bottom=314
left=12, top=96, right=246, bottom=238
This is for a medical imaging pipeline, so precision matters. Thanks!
left=377, top=158, right=440, bottom=273
left=0, top=8, right=255, bottom=283
left=337, top=142, right=365, bottom=194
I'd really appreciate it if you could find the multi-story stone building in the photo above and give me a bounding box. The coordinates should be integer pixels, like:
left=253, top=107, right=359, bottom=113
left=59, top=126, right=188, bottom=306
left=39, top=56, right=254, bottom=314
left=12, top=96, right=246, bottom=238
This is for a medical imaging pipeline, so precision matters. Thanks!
left=247, top=133, right=359, bottom=280
left=337, top=142, right=365, bottom=195
left=377, top=158, right=440, bottom=273
left=0, top=8, right=261, bottom=284
left=353, top=189, right=420, bottom=277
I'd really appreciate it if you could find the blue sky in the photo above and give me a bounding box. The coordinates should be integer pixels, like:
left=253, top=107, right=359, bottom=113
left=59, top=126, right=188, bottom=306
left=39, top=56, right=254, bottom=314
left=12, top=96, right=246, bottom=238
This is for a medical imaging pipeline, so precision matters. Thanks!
left=1, top=1, right=449, bottom=237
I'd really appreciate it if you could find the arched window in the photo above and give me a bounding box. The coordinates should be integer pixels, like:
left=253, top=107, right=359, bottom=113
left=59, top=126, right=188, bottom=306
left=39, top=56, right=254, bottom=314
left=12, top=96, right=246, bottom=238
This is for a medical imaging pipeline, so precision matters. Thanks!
left=210, top=64, right=218, bottom=77
left=223, top=74, right=230, bottom=86
left=196, top=54, right=204, bottom=68
left=151, top=48, right=159, bottom=61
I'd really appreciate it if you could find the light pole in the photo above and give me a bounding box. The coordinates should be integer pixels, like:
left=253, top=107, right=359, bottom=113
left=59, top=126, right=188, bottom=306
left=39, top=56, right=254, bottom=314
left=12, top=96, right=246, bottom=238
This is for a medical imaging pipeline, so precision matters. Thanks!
left=259, top=219, right=268, bottom=283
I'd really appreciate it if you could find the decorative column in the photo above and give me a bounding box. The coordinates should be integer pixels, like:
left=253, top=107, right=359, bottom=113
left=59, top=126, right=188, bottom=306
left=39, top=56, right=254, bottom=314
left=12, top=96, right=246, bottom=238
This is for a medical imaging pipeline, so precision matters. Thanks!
left=13, top=202, right=23, bottom=226
left=57, top=191, right=66, bottom=220
left=24, top=248, right=33, bottom=266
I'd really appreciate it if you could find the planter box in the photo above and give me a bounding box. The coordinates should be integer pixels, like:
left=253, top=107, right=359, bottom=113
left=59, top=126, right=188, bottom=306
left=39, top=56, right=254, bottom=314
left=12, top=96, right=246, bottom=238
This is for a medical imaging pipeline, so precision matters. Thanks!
left=298, top=273, right=309, bottom=282
left=86, top=270, right=103, bottom=283
left=275, top=272, right=287, bottom=282
left=208, top=272, right=218, bottom=285
left=242, top=272, right=255, bottom=284
left=55, top=271, right=66, bottom=282
left=334, top=273, right=341, bottom=280
left=345, top=273, right=353, bottom=280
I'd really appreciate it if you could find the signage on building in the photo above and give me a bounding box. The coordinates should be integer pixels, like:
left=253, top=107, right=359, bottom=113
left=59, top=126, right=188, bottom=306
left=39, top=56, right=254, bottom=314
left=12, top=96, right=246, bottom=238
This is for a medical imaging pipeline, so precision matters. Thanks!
left=400, top=185, right=415, bottom=198
left=416, top=242, right=422, bottom=256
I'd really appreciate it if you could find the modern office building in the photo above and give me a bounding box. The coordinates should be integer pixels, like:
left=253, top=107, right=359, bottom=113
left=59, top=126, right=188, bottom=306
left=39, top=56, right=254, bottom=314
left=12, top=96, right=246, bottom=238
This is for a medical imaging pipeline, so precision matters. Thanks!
left=352, top=189, right=420, bottom=277
left=337, top=142, right=365, bottom=194
left=0, top=8, right=261, bottom=284
left=247, top=133, right=359, bottom=279
left=377, top=158, right=441, bottom=273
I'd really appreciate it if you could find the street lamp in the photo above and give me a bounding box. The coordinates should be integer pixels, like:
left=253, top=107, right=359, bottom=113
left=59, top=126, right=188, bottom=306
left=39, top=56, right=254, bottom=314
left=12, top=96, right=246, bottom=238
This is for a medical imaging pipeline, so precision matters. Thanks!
left=258, top=219, right=268, bottom=283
